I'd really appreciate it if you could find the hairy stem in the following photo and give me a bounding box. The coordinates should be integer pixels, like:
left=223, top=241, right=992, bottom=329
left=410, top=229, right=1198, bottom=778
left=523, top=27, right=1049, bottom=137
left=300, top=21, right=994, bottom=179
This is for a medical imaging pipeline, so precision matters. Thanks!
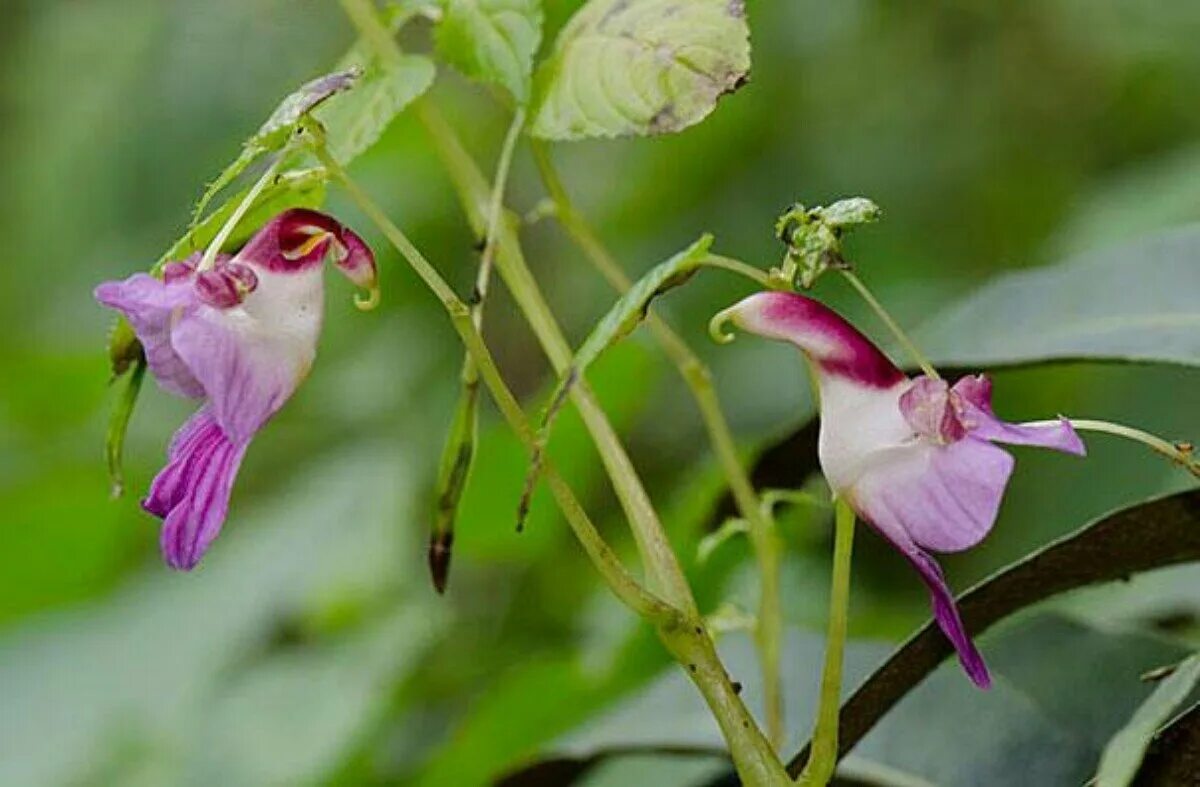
left=531, top=140, right=786, bottom=748
left=803, top=499, right=856, bottom=786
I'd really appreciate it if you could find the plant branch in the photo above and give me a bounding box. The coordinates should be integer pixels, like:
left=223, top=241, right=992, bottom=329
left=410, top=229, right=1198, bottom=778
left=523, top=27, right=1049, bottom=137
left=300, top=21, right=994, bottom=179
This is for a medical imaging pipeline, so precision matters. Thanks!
left=530, top=139, right=786, bottom=748
left=311, top=135, right=673, bottom=622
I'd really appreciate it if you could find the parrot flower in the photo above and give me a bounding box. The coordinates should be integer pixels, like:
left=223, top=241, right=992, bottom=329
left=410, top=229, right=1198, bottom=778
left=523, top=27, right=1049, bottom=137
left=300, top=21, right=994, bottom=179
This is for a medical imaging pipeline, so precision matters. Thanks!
left=95, top=208, right=377, bottom=570
left=715, top=291, right=1085, bottom=686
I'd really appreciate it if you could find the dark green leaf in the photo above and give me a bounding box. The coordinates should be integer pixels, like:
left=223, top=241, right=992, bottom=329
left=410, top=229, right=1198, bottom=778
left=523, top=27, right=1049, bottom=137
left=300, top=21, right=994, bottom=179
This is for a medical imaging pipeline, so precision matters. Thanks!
left=436, top=0, right=543, bottom=102
left=104, top=354, right=145, bottom=499
left=786, top=489, right=1200, bottom=773
left=1096, top=653, right=1200, bottom=787
left=916, top=226, right=1200, bottom=369
left=528, top=0, right=751, bottom=140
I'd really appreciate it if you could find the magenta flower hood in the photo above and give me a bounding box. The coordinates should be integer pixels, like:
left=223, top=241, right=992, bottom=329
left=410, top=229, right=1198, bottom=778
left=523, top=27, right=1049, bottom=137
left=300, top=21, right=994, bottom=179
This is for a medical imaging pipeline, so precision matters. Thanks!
left=717, top=291, right=1086, bottom=686
left=95, top=209, right=376, bottom=570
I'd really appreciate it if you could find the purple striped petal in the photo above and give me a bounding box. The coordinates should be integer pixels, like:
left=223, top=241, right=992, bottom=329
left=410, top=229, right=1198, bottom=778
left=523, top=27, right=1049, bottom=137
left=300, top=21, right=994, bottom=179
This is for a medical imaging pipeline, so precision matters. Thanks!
left=143, top=408, right=247, bottom=570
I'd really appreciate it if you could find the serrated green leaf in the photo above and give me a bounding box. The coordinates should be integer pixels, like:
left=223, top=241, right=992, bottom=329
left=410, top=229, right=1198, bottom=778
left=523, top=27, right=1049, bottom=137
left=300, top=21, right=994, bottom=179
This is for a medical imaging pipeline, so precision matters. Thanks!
left=192, top=69, right=359, bottom=223
left=315, top=54, right=435, bottom=164
left=436, top=0, right=543, bottom=102
left=517, top=235, right=712, bottom=528
left=1095, top=653, right=1200, bottom=787
left=528, top=0, right=750, bottom=140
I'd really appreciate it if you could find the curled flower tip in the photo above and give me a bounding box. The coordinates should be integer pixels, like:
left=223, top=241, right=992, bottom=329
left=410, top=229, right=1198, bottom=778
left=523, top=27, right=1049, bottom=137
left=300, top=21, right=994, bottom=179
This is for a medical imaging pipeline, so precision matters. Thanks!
left=708, top=306, right=740, bottom=344
left=354, top=284, right=381, bottom=312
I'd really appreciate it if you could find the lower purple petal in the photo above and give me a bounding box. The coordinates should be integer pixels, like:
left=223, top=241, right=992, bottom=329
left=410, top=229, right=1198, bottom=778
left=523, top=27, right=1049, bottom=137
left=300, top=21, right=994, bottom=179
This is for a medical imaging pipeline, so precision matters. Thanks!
left=141, top=408, right=247, bottom=570
left=853, top=494, right=992, bottom=688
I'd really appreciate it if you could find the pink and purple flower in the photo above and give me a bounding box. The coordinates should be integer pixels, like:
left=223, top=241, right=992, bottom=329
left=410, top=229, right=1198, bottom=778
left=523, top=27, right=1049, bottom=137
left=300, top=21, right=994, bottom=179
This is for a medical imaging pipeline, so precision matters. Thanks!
left=716, top=291, right=1085, bottom=686
left=95, top=209, right=376, bottom=570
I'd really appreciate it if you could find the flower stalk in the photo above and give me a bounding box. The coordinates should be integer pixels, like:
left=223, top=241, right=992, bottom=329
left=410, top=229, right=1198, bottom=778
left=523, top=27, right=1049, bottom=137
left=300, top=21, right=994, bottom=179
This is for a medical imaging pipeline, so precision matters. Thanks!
left=801, top=498, right=856, bottom=786
left=197, top=149, right=289, bottom=273
left=429, top=106, right=526, bottom=591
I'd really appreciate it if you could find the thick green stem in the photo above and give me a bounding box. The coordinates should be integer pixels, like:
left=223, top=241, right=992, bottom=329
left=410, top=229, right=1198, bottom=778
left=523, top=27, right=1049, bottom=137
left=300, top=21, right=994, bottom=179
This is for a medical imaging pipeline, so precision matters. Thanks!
left=803, top=499, right=856, bottom=786
left=530, top=140, right=786, bottom=747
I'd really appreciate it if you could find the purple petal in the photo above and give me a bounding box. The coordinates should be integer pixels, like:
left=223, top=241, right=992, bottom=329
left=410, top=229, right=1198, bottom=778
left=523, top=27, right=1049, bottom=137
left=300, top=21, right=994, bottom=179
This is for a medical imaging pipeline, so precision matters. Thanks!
left=142, top=408, right=247, bottom=570
left=721, top=292, right=906, bottom=388
left=170, top=306, right=310, bottom=444
left=854, top=438, right=1015, bottom=553
left=850, top=489, right=992, bottom=687
left=951, top=376, right=1086, bottom=456
left=94, top=273, right=204, bottom=398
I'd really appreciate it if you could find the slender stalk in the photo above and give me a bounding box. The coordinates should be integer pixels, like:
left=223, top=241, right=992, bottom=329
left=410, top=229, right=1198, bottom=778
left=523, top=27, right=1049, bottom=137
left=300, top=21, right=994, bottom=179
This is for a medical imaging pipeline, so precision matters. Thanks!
left=197, top=151, right=286, bottom=272
left=839, top=269, right=939, bottom=380
left=415, top=101, right=695, bottom=613
left=704, top=253, right=774, bottom=288
left=429, top=107, right=527, bottom=590
left=530, top=140, right=786, bottom=747
left=1035, top=418, right=1200, bottom=477
left=314, top=136, right=673, bottom=621
left=802, top=499, right=856, bottom=787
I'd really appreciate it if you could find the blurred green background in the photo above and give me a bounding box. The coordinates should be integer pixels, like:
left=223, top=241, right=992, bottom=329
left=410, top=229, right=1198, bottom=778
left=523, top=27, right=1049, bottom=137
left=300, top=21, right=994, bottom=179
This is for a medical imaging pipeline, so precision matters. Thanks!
left=2, top=1, right=1199, bottom=785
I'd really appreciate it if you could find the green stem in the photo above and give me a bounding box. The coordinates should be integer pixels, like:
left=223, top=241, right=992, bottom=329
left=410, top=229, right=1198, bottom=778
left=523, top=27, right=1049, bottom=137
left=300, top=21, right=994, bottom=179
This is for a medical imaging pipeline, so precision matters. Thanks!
left=803, top=499, right=856, bottom=787
left=1038, top=418, right=1200, bottom=478
left=530, top=140, right=786, bottom=748
left=838, top=269, right=939, bottom=380
left=430, top=107, right=527, bottom=589
left=197, top=150, right=287, bottom=272
left=313, top=136, right=673, bottom=622
left=416, top=101, right=695, bottom=613
left=703, top=253, right=774, bottom=288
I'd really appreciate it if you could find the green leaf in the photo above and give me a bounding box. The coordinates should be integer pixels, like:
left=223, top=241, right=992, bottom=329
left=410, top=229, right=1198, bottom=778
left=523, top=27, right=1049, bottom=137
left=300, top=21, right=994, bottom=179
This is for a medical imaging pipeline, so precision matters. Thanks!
left=192, top=69, right=359, bottom=223
left=517, top=234, right=712, bottom=528
left=917, top=225, right=1200, bottom=369
left=528, top=0, right=751, bottom=140
left=104, top=355, right=145, bottom=499
left=1132, top=701, right=1200, bottom=784
left=436, top=0, right=543, bottom=102
left=1095, top=654, right=1200, bottom=787
left=315, top=54, right=435, bottom=164
left=785, top=488, right=1200, bottom=772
